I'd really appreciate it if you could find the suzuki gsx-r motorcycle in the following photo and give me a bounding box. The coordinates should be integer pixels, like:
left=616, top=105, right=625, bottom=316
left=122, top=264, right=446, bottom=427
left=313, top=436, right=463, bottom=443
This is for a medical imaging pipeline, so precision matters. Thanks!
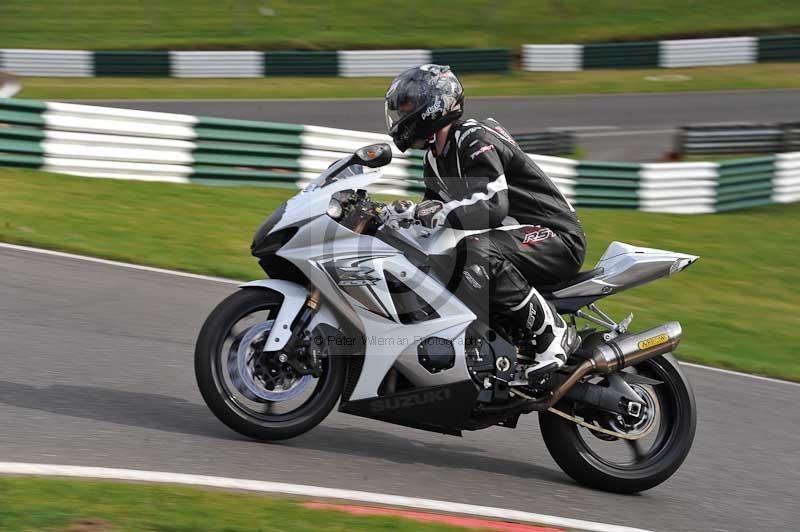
left=195, top=143, right=698, bottom=493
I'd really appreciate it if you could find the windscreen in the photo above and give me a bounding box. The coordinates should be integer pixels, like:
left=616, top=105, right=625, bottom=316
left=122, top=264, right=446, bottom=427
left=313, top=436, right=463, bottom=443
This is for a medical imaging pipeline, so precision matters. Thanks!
left=304, top=159, right=367, bottom=192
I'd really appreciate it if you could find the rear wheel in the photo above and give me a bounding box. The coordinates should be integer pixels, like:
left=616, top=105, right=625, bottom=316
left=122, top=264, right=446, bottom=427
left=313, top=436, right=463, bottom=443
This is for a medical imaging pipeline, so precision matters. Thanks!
left=539, top=354, right=696, bottom=493
left=195, top=288, right=345, bottom=441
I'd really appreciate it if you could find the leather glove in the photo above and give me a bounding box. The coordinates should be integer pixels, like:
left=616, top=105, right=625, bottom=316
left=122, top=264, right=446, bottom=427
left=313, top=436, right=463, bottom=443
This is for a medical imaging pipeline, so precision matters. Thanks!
left=415, top=200, right=445, bottom=229
left=379, top=199, right=416, bottom=227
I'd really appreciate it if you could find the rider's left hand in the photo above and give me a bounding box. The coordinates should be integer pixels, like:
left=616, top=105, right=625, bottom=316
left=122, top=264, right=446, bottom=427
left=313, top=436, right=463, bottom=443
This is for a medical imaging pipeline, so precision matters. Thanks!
left=415, top=200, right=445, bottom=229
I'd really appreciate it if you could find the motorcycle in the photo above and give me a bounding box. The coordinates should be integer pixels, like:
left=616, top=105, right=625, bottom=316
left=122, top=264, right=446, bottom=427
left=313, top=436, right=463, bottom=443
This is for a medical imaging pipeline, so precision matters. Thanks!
left=195, top=143, right=698, bottom=493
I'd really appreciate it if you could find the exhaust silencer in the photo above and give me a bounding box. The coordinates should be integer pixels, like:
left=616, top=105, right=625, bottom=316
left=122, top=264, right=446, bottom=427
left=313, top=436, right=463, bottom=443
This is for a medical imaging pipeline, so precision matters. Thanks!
left=591, top=322, right=682, bottom=374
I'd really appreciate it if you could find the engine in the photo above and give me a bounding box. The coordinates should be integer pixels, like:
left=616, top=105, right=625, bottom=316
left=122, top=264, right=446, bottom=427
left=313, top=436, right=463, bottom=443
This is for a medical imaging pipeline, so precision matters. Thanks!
left=464, top=324, right=519, bottom=403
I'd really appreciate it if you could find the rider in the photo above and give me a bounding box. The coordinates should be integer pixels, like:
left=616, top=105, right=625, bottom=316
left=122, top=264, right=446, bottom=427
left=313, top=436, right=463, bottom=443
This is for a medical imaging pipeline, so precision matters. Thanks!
left=381, top=64, right=586, bottom=379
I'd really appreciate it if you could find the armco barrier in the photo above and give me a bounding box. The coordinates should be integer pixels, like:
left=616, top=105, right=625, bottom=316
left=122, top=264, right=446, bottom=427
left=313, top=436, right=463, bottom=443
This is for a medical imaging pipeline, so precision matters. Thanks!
left=676, top=122, right=800, bottom=155
left=782, top=123, right=800, bottom=152
left=677, top=124, right=784, bottom=155
left=1, top=34, right=798, bottom=77
left=521, top=45, right=582, bottom=72
left=93, top=51, right=171, bottom=76
left=511, top=131, right=574, bottom=156
left=638, top=162, right=718, bottom=214
left=716, top=156, right=776, bottom=211
left=758, top=35, right=800, bottom=62
left=522, top=34, right=799, bottom=72
left=0, top=49, right=93, bottom=77
left=338, top=50, right=432, bottom=77
left=583, top=42, right=659, bottom=69
left=1, top=98, right=798, bottom=213
left=170, top=51, right=264, bottom=78
left=431, top=49, right=510, bottom=73
left=773, top=152, right=800, bottom=203
left=0, top=48, right=508, bottom=77
left=660, top=37, right=756, bottom=68
left=264, top=51, right=338, bottom=76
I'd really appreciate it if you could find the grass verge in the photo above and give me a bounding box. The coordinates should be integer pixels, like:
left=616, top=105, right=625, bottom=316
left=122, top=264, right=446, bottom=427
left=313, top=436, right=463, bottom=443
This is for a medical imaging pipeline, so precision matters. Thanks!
left=1, top=167, right=798, bottom=380
left=1, top=0, right=799, bottom=50
left=16, top=63, right=800, bottom=100
left=0, top=477, right=478, bottom=531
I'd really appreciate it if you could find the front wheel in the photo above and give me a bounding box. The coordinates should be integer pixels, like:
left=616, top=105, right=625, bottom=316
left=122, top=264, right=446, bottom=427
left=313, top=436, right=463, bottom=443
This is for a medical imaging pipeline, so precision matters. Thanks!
left=539, top=354, right=696, bottom=493
left=195, top=288, right=345, bottom=441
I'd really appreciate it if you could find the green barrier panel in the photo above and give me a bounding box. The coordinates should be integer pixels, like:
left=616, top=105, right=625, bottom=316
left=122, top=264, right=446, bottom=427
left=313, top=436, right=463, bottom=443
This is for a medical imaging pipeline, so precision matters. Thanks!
left=575, top=177, right=639, bottom=189
left=94, top=51, right=171, bottom=76
left=408, top=180, right=426, bottom=193
left=194, top=140, right=302, bottom=159
left=0, top=137, right=43, bottom=155
left=716, top=172, right=774, bottom=187
left=577, top=161, right=640, bottom=180
left=574, top=186, right=639, bottom=199
left=717, top=181, right=773, bottom=199
left=406, top=167, right=424, bottom=179
left=0, top=98, right=47, bottom=112
left=431, top=49, right=510, bottom=73
left=0, top=152, right=44, bottom=168
left=574, top=197, right=639, bottom=208
left=583, top=42, right=659, bottom=69
left=716, top=156, right=775, bottom=210
left=264, top=51, right=338, bottom=76
left=0, top=110, right=45, bottom=127
left=758, top=35, right=800, bottom=62
left=0, top=126, right=45, bottom=142
left=197, top=117, right=304, bottom=134
left=195, top=128, right=303, bottom=146
left=193, top=152, right=300, bottom=169
left=715, top=197, right=775, bottom=212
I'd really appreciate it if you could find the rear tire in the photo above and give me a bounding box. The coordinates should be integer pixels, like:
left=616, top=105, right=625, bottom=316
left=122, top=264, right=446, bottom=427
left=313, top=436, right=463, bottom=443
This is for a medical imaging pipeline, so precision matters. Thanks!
left=195, top=288, right=346, bottom=441
left=539, top=354, right=696, bottom=493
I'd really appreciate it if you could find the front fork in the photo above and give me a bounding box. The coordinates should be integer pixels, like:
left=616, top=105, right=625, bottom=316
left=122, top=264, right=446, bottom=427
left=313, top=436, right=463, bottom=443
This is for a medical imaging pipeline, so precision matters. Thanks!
left=270, top=209, right=374, bottom=376
left=275, top=288, right=324, bottom=377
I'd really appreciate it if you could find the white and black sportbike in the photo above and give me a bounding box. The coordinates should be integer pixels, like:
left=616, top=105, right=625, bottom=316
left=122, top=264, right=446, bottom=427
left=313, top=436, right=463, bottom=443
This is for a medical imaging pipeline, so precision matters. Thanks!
left=195, top=144, right=698, bottom=493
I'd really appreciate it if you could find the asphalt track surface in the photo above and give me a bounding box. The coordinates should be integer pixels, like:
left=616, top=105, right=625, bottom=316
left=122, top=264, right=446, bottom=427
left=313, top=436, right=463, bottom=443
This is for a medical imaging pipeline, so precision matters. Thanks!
left=74, top=89, right=800, bottom=161
left=1, top=245, right=798, bottom=531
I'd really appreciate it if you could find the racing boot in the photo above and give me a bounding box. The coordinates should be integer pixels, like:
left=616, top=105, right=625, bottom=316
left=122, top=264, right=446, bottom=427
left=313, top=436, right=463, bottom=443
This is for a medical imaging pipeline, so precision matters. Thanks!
left=509, top=288, right=578, bottom=381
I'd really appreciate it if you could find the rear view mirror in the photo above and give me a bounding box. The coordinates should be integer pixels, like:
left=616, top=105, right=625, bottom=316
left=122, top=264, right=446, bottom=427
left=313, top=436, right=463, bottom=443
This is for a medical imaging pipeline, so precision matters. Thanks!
left=354, top=143, right=393, bottom=168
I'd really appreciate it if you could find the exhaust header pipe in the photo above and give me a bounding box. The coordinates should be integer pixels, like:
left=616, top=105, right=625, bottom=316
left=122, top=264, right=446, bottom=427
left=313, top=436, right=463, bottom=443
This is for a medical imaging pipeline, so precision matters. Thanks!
left=591, top=321, right=682, bottom=374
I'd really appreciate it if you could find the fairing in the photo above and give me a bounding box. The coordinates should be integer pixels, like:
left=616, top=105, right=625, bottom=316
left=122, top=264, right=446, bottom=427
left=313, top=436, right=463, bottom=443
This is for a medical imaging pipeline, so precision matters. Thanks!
left=551, top=241, right=699, bottom=299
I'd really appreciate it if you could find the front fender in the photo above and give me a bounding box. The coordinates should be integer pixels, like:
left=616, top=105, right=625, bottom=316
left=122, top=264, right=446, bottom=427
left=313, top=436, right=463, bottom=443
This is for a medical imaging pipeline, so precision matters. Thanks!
left=240, top=279, right=342, bottom=351
left=240, top=280, right=310, bottom=351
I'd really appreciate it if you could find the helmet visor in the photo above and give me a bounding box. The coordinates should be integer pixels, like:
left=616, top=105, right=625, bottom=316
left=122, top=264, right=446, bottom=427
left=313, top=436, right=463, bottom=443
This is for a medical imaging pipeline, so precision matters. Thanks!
left=385, top=101, right=418, bottom=132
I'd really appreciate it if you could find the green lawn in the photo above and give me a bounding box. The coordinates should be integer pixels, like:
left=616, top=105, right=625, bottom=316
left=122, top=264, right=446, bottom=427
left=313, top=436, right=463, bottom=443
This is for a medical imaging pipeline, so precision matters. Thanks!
left=1, top=0, right=799, bottom=50
left=0, top=477, right=476, bottom=532
left=16, top=63, right=800, bottom=100
left=1, top=167, right=798, bottom=380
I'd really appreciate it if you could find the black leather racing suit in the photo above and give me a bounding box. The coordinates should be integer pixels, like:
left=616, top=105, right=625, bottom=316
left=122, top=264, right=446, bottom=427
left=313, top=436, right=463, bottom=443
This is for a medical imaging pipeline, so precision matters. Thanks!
left=422, top=117, right=587, bottom=327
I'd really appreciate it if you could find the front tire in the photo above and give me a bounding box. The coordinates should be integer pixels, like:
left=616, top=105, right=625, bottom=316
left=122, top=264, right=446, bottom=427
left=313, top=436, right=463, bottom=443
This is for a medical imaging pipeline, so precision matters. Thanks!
left=195, top=288, right=345, bottom=441
left=539, top=354, right=696, bottom=493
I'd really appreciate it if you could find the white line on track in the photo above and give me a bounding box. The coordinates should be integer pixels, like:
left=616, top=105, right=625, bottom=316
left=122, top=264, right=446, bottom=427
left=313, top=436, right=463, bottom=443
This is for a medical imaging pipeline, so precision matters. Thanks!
left=0, top=462, right=653, bottom=532
left=0, top=242, right=239, bottom=285
left=1, top=241, right=796, bottom=388
left=681, top=362, right=800, bottom=387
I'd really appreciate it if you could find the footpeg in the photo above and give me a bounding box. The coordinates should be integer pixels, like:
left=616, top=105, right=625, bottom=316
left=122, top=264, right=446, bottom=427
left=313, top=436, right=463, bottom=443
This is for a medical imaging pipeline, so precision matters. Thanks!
left=524, top=359, right=561, bottom=381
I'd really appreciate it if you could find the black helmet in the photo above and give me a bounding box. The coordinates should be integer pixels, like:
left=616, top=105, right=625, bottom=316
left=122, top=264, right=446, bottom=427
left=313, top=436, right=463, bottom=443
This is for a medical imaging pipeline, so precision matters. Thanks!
left=385, top=64, right=464, bottom=152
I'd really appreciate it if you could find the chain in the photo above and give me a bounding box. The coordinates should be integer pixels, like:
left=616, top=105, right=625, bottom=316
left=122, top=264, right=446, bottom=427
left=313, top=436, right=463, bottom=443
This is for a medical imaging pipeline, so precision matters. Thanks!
left=509, top=388, right=656, bottom=441
left=545, top=406, right=654, bottom=441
